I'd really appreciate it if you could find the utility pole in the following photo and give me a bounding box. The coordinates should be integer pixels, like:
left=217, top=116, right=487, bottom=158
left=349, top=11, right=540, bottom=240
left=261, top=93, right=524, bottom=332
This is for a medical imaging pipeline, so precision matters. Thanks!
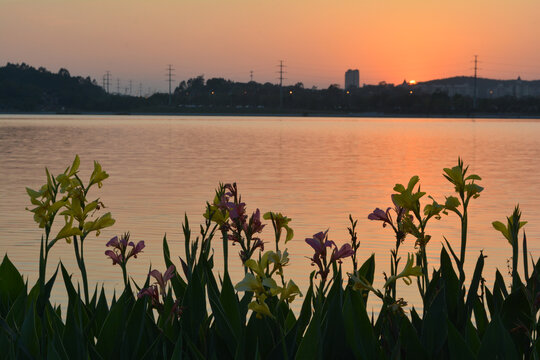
left=277, top=60, right=286, bottom=109
left=250, top=70, right=253, bottom=82
left=104, top=71, right=111, bottom=93
left=166, top=64, right=175, bottom=105
left=473, top=55, right=478, bottom=110
left=129, top=80, right=132, bottom=95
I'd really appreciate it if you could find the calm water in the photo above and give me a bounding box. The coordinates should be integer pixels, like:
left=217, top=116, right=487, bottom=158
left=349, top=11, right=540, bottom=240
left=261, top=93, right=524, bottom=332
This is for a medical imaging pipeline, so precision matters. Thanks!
left=1, top=114, right=540, bottom=310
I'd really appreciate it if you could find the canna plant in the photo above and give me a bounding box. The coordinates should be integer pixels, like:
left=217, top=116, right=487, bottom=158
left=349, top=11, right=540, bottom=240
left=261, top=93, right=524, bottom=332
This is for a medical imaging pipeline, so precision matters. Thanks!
left=26, top=155, right=115, bottom=304
left=443, top=157, right=483, bottom=283
left=2, top=156, right=540, bottom=359
left=105, top=232, right=145, bottom=288
left=394, top=176, right=445, bottom=297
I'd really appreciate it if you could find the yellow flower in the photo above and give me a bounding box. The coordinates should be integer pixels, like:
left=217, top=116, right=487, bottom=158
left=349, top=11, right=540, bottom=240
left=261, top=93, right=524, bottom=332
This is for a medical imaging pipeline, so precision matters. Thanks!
left=248, top=299, right=274, bottom=319
left=384, top=253, right=422, bottom=288
left=279, top=280, right=302, bottom=303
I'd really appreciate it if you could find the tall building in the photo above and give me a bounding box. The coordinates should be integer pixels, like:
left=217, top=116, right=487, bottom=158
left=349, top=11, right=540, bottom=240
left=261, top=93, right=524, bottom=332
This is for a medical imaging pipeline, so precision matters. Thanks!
left=345, top=69, right=359, bottom=89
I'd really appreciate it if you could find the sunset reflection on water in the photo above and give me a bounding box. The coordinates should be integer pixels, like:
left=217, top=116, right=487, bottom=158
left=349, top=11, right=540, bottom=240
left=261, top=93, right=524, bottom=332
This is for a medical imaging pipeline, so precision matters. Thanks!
left=1, top=115, right=539, bottom=312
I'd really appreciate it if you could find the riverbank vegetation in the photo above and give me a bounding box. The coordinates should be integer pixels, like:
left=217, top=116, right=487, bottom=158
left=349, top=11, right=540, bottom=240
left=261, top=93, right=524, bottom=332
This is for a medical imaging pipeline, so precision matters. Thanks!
left=1, top=156, right=539, bottom=358
left=3, top=63, right=540, bottom=116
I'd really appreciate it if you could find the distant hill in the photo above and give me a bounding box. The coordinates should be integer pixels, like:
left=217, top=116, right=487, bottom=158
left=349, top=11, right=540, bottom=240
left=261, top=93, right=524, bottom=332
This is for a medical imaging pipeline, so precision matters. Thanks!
left=0, top=63, right=109, bottom=111
left=420, top=76, right=540, bottom=88
left=1, top=63, right=540, bottom=115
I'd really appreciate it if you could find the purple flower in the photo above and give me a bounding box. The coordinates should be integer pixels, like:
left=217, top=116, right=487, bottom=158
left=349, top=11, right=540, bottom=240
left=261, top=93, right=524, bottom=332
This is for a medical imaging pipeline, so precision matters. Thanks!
left=138, top=285, right=161, bottom=309
left=224, top=183, right=238, bottom=200
left=306, top=230, right=353, bottom=281
left=105, top=232, right=145, bottom=266
left=368, top=208, right=392, bottom=226
left=331, top=243, right=354, bottom=263
left=368, top=195, right=409, bottom=243
left=105, top=250, right=123, bottom=265
left=169, top=300, right=185, bottom=323
left=305, top=230, right=334, bottom=257
left=106, top=235, right=120, bottom=248
left=127, top=240, right=145, bottom=259
left=391, top=194, right=407, bottom=222
left=252, top=238, right=264, bottom=252
left=149, top=265, right=176, bottom=296
left=228, top=202, right=246, bottom=221
left=248, top=209, right=265, bottom=234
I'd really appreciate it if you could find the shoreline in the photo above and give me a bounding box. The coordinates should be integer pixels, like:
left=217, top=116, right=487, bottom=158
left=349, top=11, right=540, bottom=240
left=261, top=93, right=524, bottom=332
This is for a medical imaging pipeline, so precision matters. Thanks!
left=1, top=111, right=540, bottom=119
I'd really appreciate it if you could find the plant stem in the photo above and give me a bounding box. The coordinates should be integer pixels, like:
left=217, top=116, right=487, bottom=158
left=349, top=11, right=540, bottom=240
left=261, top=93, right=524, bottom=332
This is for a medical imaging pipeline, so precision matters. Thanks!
left=73, top=235, right=90, bottom=304
left=221, top=229, right=228, bottom=275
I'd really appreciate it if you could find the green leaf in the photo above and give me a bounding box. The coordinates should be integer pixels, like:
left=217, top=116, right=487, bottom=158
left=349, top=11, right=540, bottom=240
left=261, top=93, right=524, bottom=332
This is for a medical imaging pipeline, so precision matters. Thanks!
left=26, top=187, right=41, bottom=198
left=0, top=255, right=25, bottom=313
left=17, top=303, right=40, bottom=358
left=492, top=221, right=511, bottom=244
left=54, top=218, right=83, bottom=242
left=400, top=316, right=428, bottom=359
left=421, top=283, right=448, bottom=357
left=445, top=196, right=461, bottom=211
left=447, top=320, right=475, bottom=360
left=96, top=287, right=135, bottom=358
left=343, top=289, right=380, bottom=359
left=83, top=212, right=115, bottom=235
left=285, top=226, right=294, bottom=243
left=48, top=200, right=66, bottom=215
left=89, top=161, right=109, bottom=188
left=465, top=174, right=481, bottom=181
left=68, top=155, right=80, bottom=177
left=477, top=315, right=519, bottom=359
left=295, top=304, right=322, bottom=359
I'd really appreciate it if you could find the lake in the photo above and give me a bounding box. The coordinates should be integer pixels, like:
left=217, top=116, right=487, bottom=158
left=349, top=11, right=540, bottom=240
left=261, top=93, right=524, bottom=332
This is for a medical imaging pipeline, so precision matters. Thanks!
left=1, top=114, right=539, bottom=310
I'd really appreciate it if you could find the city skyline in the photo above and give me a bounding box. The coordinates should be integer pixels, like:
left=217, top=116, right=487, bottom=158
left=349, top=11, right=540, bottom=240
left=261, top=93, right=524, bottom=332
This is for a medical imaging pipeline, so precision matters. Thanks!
left=2, top=0, right=540, bottom=92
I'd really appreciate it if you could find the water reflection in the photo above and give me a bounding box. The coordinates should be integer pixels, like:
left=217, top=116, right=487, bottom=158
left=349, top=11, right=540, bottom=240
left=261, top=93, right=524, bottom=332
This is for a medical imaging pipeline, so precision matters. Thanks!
left=1, top=115, right=539, bottom=311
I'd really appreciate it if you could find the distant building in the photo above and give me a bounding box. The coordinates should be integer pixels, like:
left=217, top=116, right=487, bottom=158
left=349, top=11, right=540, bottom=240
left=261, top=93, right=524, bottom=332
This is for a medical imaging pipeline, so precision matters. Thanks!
left=345, top=69, right=359, bottom=89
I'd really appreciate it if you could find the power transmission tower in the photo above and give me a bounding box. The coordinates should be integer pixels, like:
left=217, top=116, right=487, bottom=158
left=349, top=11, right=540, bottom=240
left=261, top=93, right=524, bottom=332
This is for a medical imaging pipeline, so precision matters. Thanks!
left=166, top=64, right=175, bottom=105
left=277, top=60, right=286, bottom=109
left=139, top=83, right=143, bottom=97
left=250, top=70, right=253, bottom=82
left=473, top=55, right=478, bottom=110
left=116, top=79, right=120, bottom=95
left=104, top=71, right=111, bottom=93
left=129, top=80, right=132, bottom=95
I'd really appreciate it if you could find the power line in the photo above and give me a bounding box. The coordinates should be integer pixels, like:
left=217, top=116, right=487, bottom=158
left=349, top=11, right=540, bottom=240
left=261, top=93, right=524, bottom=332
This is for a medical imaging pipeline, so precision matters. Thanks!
left=473, top=55, right=478, bottom=109
left=166, top=64, right=175, bottom=105
left=104, top=71, right=111, bottom=93
left=277, top=60, right=286, bottom=108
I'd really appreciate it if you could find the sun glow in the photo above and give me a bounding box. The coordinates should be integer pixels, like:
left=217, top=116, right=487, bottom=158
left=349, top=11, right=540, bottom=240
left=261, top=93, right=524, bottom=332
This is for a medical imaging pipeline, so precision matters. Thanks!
left=409, top=80, right=417, bottom=85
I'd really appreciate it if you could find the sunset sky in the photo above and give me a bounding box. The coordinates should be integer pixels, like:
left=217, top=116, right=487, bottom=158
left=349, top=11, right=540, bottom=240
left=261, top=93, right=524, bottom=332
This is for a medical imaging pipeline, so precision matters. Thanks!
left=1, top=0, right=540, bottom=92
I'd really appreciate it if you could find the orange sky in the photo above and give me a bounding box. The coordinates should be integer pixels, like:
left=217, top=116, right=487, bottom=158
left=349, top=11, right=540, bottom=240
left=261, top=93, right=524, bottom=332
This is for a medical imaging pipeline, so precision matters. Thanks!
left=1, top=0, right=540, bottom=92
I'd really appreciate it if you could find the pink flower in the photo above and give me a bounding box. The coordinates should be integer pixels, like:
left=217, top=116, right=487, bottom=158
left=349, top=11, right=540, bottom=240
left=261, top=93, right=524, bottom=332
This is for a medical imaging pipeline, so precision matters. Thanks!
left=127, top=240, right=145, bottom=259
left=248, top=209, right=265, bottom=234
left=331, top=243, right=354, bottom=263
left=149, top=265, right=176, bottom=296
left=305, top=230, right=334, bottom=257
left=105, top=232, right=145, bottom=266
left=104, top=250, right=123, bottom=265
left=138, top=285, right=161, bottom=309
left=306, top=230, right=352, bottom=281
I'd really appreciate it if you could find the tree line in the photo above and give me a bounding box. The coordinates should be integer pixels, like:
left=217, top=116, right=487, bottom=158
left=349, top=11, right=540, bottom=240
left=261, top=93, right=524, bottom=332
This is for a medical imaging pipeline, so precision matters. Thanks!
left=2, top=63, right=540, bottom=115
